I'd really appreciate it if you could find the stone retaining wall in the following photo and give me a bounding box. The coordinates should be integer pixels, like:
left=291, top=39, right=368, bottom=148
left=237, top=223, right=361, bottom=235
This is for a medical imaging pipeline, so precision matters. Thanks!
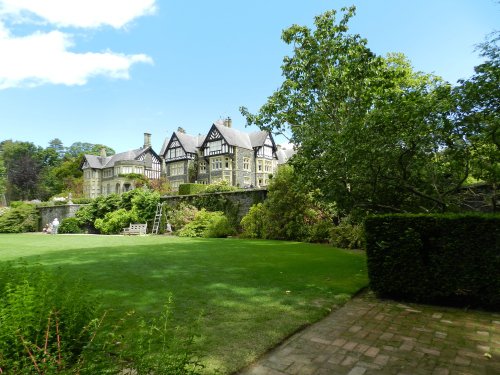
left=37, top=204, right=84, bottom=231
left=161, top=188, right=267, bottom=222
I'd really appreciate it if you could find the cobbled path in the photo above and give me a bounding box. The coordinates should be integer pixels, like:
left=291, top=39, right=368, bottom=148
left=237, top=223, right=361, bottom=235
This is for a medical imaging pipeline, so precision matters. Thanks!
left=237, top=291, right=499, bottom=375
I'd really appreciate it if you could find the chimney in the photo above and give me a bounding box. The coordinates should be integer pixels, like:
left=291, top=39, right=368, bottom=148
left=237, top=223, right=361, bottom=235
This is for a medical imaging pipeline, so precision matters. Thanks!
left=224, top=117, right=232, bottom=128
left=144, top=132, right=151, bottom=148
left=100, top=147, right=106, bottom=158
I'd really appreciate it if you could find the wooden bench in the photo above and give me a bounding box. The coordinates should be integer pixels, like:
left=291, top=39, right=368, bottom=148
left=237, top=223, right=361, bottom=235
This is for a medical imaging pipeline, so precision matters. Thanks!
left=122, top=223, right=147, bottom=235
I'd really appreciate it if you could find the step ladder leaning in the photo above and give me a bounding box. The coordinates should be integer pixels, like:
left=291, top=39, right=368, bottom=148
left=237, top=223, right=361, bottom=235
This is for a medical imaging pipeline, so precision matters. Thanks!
left=152, top=203, right=163, bottom=235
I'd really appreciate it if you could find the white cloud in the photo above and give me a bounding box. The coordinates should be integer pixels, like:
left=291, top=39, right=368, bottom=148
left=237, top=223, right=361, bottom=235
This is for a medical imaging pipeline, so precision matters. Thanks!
left=0, top=28, right=153, bottom=89
left=0, top=1, right=156, bottom=89
left=0, top=0, right=157, bottom=29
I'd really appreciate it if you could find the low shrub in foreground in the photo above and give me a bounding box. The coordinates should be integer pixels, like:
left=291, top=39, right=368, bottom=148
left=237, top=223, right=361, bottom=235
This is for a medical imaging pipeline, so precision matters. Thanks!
left=365, top=213, right=500, bottom=309
left=0, top=262, right=96, bottom=373
left=0, top=262, right=205, bottom=374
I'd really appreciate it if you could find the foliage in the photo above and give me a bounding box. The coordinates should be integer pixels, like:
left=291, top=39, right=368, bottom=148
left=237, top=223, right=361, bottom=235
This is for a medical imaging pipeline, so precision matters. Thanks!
left=168, top=203, right=199, bottom=232
left=329, top=222, right=364, bottom=249
left=240, top=203, right=266, bottom=239
left=0, top=261, right=96, bottom=373
left=178, top=183, right=208, bottom=196
left=0, top=157, right=6, bottom=198
left=130, top=189, right=160, bottom=226
left=240, top=166, right=336, bottom=242
left=454, top=31, right=499, bottom=211
left=0, top=203, right=38, bottom=233
left=65, top=142, right=115, bottom=158
left=94, top=209, right=137, bottom=235
left=241, top=7, right=471, bottom=215
left=203, top=180, right=239, bottom=193
left=177, top=209, right=234, bottom=238
left=365, top=213, right=500, bottom=308
left=58, top=217, right=84, bottom=234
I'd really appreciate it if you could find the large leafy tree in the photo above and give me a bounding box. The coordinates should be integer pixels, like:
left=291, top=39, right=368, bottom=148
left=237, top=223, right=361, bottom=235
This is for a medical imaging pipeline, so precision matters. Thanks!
left=455, top=32, right=499, bottom=211
left=241, top=7, right=466, bottom=216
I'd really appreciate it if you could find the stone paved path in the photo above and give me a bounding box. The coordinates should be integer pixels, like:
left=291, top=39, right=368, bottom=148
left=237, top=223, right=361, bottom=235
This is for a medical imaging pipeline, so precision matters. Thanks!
left=237, top=291, right=499, bottom=375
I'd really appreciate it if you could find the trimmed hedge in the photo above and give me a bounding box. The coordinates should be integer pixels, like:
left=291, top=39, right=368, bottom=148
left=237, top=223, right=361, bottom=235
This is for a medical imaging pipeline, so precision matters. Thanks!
left=365, top=214, right=500, bottom=309
left=178, top=183, right=208, bottom=196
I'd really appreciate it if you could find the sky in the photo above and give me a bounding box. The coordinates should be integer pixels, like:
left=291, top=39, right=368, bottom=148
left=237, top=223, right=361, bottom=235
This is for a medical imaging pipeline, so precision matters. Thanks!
left=0, top=0, right=498, bottom=154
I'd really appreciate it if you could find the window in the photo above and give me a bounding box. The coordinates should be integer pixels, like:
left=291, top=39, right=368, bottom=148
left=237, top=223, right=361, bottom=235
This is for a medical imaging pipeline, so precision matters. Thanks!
left=265, top=160, right=272, bottom=172
left=199, top=161, right=207, bottom=173
left=244, top=176, right=251, bottom=186
left=264, top=146, right=273, bottom=158
left=134, top=167, right=142, bottom=174
left=170, top=162, right=184, bottom=176
left=122, top=166, right=133, bottom=174
left=198, top=179, right=208, bottom=185
left=210, top=140, right=222, bottom=152
left=257, top=160, right=263, bottom=172
left=211, top=157, right=222, bottom=170
left=224, top=157, right=232, bottom=170
left=243, top=157, right=250, bottom=171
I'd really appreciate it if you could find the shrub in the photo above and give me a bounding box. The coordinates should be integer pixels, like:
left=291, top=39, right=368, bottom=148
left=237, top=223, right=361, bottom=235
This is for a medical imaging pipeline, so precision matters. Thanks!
left=204, top=180, right=238, bottom=193
left=130, top=189, right=160, bottom=226
left=329, top=222, right=365, bottom=249
left=0, top=262, right=96, bottom=373
left=0, top=203, right=38, bottom=233
left=168, top=203, right=199, bottom=232
left=365, top=213, right=500, bottom=309
left=58, top=217, right=84, bottom=234
left=178, top=184, right=208, bottom=196
left=240, top=203, right=267, bottom=238
left=308, top=220, right=335, bottom=243
left=94, top=209, right=137, bottom=234
left=178, top=209, right=234, bottom=238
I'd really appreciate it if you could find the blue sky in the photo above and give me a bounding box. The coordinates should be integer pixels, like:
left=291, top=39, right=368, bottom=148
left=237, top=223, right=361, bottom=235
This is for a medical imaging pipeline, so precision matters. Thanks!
left=0, top=0, right=498, bottom=153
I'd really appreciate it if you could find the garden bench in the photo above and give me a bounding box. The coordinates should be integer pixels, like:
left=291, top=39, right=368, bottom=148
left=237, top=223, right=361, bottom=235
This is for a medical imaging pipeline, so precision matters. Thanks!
left=122, top=223, right=147, bottom=235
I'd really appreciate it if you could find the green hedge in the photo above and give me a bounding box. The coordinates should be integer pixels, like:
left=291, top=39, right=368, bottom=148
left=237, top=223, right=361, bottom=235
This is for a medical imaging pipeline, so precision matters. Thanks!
left=365, top=214, right=500, bottom=309
left=178, top=183, right=208, bottom=195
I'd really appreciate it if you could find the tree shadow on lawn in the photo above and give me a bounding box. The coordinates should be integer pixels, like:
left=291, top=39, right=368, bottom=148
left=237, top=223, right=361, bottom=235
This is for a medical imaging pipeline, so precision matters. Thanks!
left=8, top=238, right=368, bottom=373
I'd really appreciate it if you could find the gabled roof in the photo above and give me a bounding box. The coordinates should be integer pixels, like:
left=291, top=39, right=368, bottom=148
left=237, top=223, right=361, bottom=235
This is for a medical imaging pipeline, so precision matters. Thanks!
left=248, top=131, right=269, bottom=148
left=160, top=131, right=205, bottom=156
left=83, top=147, right=159, bottom=169
left=203, top=122, right=275, bottom=151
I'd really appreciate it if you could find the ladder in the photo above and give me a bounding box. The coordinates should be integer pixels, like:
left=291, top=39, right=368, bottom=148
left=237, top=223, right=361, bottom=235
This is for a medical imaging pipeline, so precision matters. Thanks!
left=152, top=203, right=163, bottom=235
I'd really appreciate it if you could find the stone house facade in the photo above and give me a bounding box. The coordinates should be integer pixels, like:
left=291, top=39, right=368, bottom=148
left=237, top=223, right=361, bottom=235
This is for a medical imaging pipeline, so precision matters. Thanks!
left=82, top=133, right=162, bottom=198
left=160, top=118, right=290, bottom=190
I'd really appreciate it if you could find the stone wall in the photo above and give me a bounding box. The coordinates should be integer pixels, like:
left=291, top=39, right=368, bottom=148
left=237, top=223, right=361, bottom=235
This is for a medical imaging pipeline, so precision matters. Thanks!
left=161, top=188, right=268, bottom=222
left=37, top=204, right=84, bottom=231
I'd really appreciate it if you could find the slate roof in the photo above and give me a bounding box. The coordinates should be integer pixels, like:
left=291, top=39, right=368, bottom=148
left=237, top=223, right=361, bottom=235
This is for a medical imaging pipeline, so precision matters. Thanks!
left=83, top=147, right=151, bottom=169
left=276, top=147, right=295, bottom=164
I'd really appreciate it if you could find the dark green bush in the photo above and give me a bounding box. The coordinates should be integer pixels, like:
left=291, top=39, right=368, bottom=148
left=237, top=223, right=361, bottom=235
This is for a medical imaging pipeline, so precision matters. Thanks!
left=365, top=213, right=500, bottom=309
left=0, top=203, right=38, bottom=233
left=58, top=217, right=84, bottom=234
left=178, top=183, right=208, bottom=195
left=240, top=203, right=267, bottom=239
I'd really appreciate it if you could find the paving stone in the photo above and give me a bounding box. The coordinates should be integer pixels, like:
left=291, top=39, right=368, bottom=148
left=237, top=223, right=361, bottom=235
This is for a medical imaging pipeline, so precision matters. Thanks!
left=237, top=291, right=500, bottom=375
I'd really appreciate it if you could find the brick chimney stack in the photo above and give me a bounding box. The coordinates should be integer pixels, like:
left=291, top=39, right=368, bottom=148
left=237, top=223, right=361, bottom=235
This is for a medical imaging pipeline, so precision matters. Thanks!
left=100, top=147, right=106, bottom=158
left=144, top=132, right=152, bottom=148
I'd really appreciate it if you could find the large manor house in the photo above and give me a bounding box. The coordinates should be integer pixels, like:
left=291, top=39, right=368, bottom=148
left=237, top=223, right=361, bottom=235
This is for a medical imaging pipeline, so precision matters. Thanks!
left=82, top=118, right=294, bottom=198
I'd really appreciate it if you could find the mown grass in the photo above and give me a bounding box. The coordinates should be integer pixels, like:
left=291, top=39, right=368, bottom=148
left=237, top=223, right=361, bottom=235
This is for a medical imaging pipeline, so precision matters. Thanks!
left=0, top=234, right=368, bottom=374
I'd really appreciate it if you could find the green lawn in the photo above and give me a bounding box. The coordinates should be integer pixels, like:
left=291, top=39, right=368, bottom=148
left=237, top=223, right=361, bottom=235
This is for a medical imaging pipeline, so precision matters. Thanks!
left=0, top=234, right=368, bottom=374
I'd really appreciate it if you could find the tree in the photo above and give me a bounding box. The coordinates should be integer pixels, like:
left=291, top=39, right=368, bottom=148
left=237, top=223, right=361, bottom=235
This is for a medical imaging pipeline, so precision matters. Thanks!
left=0, top=140, right=43, bottom=201
left=241, top=7, right=466, bottom=216
left=65, top=142, right=115, bottom=157
left=48, top=138, right=65, bottom=158
left=455, top=32, right=499, bottom=211
left=0, top=157, right=6, bottom=206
